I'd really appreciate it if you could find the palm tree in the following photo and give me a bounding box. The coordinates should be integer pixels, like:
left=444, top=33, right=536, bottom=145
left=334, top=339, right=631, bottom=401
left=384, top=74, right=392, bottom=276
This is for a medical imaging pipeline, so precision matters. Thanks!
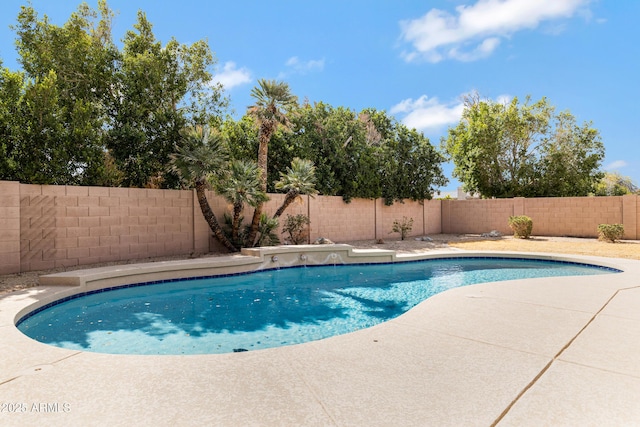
left=273, top=158, right=317, bottom=218
left=255, top=213, right=280, bottom=247
left=168, top=126, right=238, bottom=252
left=246, top=79, right=297, bottom=245
left=216, top=159, right=268, bottom=245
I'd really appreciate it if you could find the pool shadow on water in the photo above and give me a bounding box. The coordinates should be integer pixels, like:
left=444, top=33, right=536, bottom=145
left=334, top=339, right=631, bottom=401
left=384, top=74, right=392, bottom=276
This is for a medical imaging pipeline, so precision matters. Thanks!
left=333, top=289, right=407, bottom=320
left=16, top=262, right=506, bottom=349
left=19, top=259, right=610, bottom=351
left=24, top=280, right=359, bottom=349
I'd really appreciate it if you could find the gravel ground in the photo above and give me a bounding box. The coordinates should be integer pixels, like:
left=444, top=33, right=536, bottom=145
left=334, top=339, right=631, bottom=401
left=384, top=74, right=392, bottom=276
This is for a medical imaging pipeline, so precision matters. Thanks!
left=2, top=233, right=638, bottom=295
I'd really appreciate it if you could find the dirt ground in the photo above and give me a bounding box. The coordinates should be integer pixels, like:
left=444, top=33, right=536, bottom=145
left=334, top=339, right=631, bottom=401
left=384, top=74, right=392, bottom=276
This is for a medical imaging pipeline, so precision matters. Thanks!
left=2, top=234, right=639, bottom=295
left=365, top=233, right=640, bottom=260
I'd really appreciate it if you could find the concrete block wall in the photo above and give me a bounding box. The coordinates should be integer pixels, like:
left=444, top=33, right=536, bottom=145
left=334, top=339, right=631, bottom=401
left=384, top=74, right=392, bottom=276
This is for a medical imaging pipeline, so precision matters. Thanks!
left=19, top=184, right=195, bottom=272
left=377, top=199, right=426, bottom=240
left=1, top=180, right=638, bottom=274
left=0, top=181, right=20, bottom=274
left=442, top=199, right=516, bottom=235
left=524, top=196, right=622, bottom=237
left=622, top=194, right=638, bottom=240
left=442, top=196, right=634, bottom=238
left=424, top=199, right=442, bottom=235
left=309, top=196, right=375, bottom=242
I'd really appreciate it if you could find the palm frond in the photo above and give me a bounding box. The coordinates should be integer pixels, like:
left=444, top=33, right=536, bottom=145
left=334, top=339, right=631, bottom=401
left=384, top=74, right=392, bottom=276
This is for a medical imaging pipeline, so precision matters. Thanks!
left=248, top=79, right=297, bottom=124
left=216, top=159, right=269, bottom=207
left=255, top=213, right=280, bottom=246
left=275, top=157, right=318, bottom=195
left=168, top=126, right=228, bottom=187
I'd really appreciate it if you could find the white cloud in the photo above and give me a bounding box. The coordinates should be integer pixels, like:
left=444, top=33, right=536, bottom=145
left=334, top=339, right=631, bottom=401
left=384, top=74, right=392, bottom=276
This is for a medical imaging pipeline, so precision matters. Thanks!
left=390, top=95, right=465, bottom=133
left=279, top=56, right=325, bottom=78
left=496, top=94, right=512, bottom=105
left=449, top=37, right=501, bottom=61
left=400, top=0, right=590, bottom=62
left=391, top=93, right=512, bottom=133
left=605, top=160, right=628, bottom=170
left=212, top=61, right=252, bottom=90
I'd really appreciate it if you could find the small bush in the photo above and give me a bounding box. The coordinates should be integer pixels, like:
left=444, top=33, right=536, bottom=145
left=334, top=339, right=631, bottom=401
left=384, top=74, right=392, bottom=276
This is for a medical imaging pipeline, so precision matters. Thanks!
left=390, top=216, right=414, bottom=240
left=508, top=215, right=533, bottom=239
left=597, top=223, right=624, bottom=243
left=282, top=214, right=310, bottom=245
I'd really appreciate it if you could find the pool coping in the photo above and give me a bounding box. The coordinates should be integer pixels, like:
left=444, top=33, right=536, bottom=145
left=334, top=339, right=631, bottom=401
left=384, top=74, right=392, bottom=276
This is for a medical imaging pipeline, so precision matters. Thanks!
left=2, top=247, right=640, bottom=426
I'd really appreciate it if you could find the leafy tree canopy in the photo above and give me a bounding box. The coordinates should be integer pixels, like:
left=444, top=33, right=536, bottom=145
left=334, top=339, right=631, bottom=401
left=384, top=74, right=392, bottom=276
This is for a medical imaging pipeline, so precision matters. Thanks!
left=443, top=94, right=605, bottom=198
left=1, top=1, right=448, bottom=202
left=222, top=102, right=447, bottom=204
left=595, top=172, right=639, bottom=196
left=0, top=1, right=225, bottom=187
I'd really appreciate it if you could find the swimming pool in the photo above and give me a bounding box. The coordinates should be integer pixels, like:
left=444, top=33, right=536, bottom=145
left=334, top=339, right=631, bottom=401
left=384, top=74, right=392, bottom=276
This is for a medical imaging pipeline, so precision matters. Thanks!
left=17, top=257, right=617, bottom=355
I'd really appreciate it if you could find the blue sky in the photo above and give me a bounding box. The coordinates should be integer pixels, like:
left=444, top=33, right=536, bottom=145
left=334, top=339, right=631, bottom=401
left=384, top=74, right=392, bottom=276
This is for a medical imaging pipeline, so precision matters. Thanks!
left=1, top=0, right=638, bottom=192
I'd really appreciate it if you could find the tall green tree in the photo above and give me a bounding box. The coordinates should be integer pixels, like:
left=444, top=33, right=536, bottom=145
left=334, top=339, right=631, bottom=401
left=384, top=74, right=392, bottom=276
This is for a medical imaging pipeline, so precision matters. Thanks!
left=378, top=120, right=448, bottom=204
left=534, top=111, right=605, bottom=197
left=443, top=94, right=604, bottom=198
left=245, top=79, right=297, bottom=245
left=222, top=102, right=447, bottom=204
left=2, top=1, right=225, bottom=186
left=106, top=10, right=225, bottom=188
left=0, top=64, right=22, bottom=180
left=7, top=1, right=118, bottom=184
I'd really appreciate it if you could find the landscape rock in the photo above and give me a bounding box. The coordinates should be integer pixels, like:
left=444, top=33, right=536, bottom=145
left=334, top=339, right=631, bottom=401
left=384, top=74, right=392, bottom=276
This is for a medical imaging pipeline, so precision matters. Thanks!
left=313, top=237, right=334, bottom=245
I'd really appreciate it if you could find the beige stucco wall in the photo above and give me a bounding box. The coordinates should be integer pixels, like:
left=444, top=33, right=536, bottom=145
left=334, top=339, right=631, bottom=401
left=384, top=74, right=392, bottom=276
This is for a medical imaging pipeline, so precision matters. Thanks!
left=0, top=180, right=637, bottom=274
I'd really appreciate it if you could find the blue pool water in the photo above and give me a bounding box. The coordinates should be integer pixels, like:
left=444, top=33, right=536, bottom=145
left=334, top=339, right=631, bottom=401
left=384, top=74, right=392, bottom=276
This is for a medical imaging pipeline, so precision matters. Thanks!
left=17, top=257, right=616, bottom=355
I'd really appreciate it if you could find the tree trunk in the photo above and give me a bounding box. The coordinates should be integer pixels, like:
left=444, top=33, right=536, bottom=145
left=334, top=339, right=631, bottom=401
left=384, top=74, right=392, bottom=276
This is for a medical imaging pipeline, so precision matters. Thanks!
left=256, top=121, right=271, bottom=191
left=231, top=200, right=242, bottom=243
left=247, top=205, right=263, bottom=247
left=246, top=122, right=273, bottom=246
left=273, top=190, right=298, bottom=219
left=195, top=180, right=238, bottom=252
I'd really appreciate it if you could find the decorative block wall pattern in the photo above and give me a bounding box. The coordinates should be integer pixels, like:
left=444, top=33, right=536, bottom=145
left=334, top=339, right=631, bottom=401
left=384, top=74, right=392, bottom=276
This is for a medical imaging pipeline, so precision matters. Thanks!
left=18, top=184, right=195, bottom=272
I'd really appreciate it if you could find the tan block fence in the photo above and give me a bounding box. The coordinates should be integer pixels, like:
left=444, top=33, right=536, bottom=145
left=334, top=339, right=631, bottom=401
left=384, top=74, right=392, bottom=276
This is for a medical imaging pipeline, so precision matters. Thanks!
left=0, top=180, right=638, bottom=274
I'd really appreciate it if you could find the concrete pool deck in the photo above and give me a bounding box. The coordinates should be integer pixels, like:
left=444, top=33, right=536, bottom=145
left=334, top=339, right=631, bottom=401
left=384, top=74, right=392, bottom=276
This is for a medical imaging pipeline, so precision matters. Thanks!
left=2, top=249, right=640, bottom=426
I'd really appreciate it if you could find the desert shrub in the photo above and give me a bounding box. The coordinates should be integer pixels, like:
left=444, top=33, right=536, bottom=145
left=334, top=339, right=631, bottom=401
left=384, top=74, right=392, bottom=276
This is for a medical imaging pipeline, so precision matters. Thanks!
left=597, top=223, right=624, bottom=243
left=508, top=215, right=533, bottom=239
left=390, top=216, right=414, bottom=240
left=282, top=214, right=310, bottom=245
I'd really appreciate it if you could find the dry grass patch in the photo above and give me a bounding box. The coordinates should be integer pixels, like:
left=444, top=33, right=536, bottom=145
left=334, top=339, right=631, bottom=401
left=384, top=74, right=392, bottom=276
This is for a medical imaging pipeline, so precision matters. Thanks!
left=448, top=237, right=640, bottom=260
